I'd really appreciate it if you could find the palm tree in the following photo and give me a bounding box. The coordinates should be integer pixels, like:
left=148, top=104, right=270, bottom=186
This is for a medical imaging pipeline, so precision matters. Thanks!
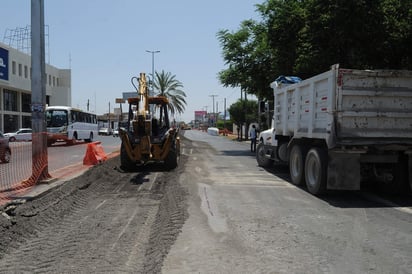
left=153, top=70, right=187, bottom=116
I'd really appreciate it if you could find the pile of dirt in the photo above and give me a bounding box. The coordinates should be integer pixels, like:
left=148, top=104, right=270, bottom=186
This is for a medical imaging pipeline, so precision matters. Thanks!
left=0, top=151, right=189, bottom=271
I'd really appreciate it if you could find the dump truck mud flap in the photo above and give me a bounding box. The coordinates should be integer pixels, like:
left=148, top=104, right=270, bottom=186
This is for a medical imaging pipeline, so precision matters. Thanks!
left=327, top=151, right=360, bottom=190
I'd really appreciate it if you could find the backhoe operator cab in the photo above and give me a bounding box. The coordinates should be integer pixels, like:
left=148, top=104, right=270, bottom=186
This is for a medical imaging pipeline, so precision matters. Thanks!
left=119, top=73, right=180, bottom=171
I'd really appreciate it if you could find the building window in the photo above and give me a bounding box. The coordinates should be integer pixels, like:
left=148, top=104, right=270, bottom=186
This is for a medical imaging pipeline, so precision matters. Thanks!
left=56, top=78, right=59, bottom=86
left=3, top=89, right=18, bottom=111
left=18, top=63, right=22, bottom=76
left=53, top=76, right=55, bottom=86
left=22, top=115, right=32, bottom=128
left=22, top=93, right=31, bottom=113
left=30, top=67, right=32, bottom=79
left=24, top=65, right=28, bottom=78
left=4, top=115, right=19, bottom=133
left=49, top=74, right=51, bottom=86
left=12, top=61, right=16, bottom=75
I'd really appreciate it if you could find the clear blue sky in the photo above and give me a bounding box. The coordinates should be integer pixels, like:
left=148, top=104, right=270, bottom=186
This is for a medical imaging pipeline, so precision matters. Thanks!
left=1, top=0, right=261, bottom=122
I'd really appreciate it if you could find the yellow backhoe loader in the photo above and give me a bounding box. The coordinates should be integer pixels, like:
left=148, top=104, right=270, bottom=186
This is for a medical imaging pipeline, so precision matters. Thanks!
left=119, top=73, right=180, bottom=171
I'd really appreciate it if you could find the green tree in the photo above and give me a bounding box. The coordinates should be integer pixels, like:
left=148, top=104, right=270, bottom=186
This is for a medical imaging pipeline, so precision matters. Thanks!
left=153, top=70, right=187, bottom=116
left=258, top=0, right=306, bottom=76
left=218, top=0, right=412, bottom=96
left=228, top=99, right=258, bottom=139
left=217, top=19, right=275, bottom=102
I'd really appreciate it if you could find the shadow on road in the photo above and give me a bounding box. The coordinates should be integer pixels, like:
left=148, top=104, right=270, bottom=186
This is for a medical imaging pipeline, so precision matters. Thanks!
left=262, top=164, right=412, bottom=209
left=219, top=150, right=257, bottom=157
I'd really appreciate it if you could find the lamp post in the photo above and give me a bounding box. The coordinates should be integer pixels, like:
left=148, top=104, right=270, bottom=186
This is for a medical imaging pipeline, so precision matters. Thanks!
left=209, top=94, right=218, bottom=126
left=146, top=50, right=160, bottom=96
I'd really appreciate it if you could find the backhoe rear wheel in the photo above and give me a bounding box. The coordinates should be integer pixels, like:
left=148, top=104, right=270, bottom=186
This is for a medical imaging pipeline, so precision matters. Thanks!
left=164, top=138, right=180, bottom=170
left=120, top=142, right=136, bottom=171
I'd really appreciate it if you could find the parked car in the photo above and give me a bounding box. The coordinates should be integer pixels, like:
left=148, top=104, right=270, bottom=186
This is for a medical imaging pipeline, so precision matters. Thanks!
left=98, top=127, right=112, bottom=136
left=0, top=131, right=11, bottom=163
left=4, top=128, right=32, bottom=142
left=112, top=128, right=119, bottom=137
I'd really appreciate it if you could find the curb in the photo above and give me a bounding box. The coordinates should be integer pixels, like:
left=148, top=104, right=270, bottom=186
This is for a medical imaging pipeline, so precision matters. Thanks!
left=1, top=151, right=120, bottom=206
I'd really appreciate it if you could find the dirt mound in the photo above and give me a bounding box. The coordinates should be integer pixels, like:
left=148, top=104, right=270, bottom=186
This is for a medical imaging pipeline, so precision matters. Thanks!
left=0, top=151, right=188, bottom=272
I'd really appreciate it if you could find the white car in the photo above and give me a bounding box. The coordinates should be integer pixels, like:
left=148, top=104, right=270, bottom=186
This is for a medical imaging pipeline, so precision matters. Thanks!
left=112, top=128, right=119, bottom=137
left=4, top=128, right=32, bottom=142
left=98, top=127, right=112, bottom=136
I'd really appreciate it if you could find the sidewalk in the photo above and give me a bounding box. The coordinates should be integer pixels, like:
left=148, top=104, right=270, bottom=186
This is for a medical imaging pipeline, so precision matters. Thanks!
left=0, top=151, right=119, bottom=206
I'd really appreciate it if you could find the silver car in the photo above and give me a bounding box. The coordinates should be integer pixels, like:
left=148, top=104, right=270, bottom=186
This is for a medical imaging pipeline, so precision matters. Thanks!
left=4, top=128, right=32, bottom=142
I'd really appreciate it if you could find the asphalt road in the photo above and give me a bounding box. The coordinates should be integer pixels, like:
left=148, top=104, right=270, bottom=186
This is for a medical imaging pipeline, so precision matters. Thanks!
left=163, top=130, right=412, bottom=273
left=0, top=130, right=411, bottom=273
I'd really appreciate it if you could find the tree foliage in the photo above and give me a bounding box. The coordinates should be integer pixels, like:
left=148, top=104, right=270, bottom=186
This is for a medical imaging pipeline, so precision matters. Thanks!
left=218, top=0, right=412, bottom=101
left=217, top=20, right=275, bottom=101
left=153, top=70, right=187, bottom=116
left=228, top=99, right=258, bottom=127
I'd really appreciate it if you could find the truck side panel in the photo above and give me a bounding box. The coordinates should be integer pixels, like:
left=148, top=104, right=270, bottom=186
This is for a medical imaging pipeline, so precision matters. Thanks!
left=337, top=69, right=412, bottom=141
left=272, top=67, right=412, bottom=146
left=273, top=69, right=336, bottom=144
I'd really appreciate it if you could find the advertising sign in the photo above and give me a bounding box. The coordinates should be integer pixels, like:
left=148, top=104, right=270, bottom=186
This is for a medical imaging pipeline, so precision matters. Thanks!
left=123, top=92, right=137, bottom=100
left=0, top=47, right=9, bottom=81
left=195, top=110, right=207, bottom=122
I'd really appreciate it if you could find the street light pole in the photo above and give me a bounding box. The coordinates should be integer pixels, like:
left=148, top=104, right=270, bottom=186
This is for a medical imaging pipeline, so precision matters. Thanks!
left=209, top=94, right=218, bottom=126
left=146, top=50, right=160, bottom=96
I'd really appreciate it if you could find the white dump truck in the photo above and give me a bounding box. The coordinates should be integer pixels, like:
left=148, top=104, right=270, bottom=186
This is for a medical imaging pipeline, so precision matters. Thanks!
left=257, top=64, right=412, bottom=195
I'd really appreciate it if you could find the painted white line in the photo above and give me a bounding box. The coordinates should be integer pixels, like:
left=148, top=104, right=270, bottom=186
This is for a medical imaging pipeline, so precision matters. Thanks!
left=95, top=199, right=107, bottom=210
left=111, top=207, right=140, bottom=250
left=149, top=173, right=159, bottom=191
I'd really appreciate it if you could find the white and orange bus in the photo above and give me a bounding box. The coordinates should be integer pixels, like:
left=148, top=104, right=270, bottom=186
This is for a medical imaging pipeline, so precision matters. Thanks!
left=45, top=106, right=98, bottom=146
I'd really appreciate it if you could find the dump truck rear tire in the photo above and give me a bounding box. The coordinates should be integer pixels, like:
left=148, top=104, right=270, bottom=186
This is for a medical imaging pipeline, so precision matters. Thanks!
left=305, top=147, right=327, bottom=195
left=289, top=145, right=306, bottom=186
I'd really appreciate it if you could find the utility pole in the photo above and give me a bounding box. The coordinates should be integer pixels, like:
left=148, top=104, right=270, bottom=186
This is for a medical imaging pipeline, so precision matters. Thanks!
left=30, top=0, right=50, bottom=184
left=209, top=94, right=218, bottom=126
left=223, top=98, right=227, bottom=135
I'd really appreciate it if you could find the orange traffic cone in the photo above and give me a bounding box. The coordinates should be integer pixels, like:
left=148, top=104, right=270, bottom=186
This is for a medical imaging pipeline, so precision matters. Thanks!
left=83, top=141, right=107, bottom=165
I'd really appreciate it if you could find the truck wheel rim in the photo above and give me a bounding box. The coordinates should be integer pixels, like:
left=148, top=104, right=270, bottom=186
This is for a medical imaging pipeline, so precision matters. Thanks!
left=290, top=153, right=301, bottom=178
left=306, top=155, right=319, bottom=187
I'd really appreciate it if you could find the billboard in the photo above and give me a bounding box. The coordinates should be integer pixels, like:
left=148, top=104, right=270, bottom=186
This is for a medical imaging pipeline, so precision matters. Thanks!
left=194, top=110, right=207, bottom=122
left=122, top=92, right=137, bottom=100
left=0, top=47, right=9, bottom=81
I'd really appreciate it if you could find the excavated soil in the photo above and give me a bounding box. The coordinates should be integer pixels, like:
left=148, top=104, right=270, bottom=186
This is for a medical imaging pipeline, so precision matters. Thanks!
left=0, top=142, right=189, bottom=273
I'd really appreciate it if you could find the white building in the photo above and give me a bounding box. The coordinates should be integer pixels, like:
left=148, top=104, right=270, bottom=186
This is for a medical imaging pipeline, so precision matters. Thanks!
left=0, top=42, right=71, bottom=133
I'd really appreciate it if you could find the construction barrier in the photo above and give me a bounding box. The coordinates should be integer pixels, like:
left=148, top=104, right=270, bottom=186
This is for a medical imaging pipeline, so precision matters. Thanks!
left=83, top=141, right=107, bottom=165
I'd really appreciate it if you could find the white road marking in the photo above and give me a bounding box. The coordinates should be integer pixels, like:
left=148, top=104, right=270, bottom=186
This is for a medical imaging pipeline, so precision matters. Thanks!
left=95, top=199, right=107, bottom=210
left=111, top=207, right=140, bottom=250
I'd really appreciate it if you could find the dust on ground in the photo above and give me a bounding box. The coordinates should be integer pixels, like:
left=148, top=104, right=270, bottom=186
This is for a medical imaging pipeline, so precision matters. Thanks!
left=0, top=147, right=189, bottom=273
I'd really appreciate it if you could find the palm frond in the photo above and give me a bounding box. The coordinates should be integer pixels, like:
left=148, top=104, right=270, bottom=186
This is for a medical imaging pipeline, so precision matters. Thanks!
left=154, top=70, right=187, bottom=115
